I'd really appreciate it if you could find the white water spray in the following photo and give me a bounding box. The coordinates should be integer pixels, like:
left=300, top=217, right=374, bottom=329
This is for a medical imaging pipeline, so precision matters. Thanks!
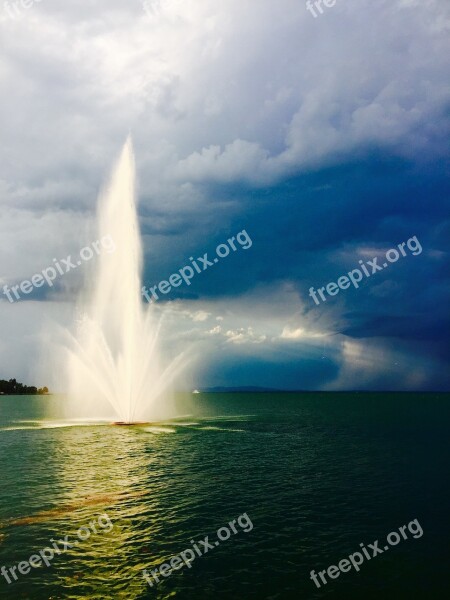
left=62, top=139, right=187, bottom=423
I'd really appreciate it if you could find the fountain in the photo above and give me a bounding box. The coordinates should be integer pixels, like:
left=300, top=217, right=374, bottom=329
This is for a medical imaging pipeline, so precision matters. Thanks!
left=62, top=138, right=188, bottom=424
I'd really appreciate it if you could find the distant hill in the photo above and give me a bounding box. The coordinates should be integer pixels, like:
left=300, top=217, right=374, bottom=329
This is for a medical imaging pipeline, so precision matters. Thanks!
left=0, top=379, right=49, bottom=396
left=197, top=386, right=282, bottom=393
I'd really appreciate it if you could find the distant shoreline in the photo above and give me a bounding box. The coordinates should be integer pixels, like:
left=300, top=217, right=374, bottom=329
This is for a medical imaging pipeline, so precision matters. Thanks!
left=189, top=388, right=450, bottom=394
left=0, top=379, right=49, bottom=396
left=0, top=390, right=448, bottom=399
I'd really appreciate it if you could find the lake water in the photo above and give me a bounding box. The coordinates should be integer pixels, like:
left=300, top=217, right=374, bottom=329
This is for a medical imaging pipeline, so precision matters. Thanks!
left=0, top=392, right=448, bottom=599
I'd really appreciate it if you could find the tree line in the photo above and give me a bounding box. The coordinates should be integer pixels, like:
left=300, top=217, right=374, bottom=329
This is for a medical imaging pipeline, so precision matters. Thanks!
left=0, top=379, right=49, bottom=395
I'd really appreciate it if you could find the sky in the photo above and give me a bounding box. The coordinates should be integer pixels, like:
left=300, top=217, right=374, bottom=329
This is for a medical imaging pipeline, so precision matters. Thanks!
left=0, top=0, right=449, bottom=391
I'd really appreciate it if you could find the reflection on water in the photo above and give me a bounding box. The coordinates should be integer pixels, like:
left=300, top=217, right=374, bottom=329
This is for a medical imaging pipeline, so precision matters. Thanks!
left=0, top=393, right=449, bottom=599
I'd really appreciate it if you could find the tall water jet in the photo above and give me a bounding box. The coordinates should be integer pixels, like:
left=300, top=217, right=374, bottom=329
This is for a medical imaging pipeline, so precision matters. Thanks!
left=62, top=139, right=187, bottom=423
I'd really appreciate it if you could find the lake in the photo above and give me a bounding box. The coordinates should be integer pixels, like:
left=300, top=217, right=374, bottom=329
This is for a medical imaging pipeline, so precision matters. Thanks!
left=0, top=392, right=448, bottom=599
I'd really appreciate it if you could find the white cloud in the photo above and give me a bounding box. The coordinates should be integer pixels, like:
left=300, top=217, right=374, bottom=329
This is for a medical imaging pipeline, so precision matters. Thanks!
left=280, top=326, right=327, bottom=340
left=0, top=0, right=448, bottom=202
left=192, top=310, right=210, bottom=322
left=225, top=327, right=267, bottom=345
left=208, top=325, right=222, bottom=335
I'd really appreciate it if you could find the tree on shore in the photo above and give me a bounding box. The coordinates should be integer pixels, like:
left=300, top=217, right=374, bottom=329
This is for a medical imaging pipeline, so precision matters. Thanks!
left=0, top=379, right=49, bottom=395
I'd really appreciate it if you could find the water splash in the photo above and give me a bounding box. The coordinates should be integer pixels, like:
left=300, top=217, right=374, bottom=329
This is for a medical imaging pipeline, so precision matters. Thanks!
left=63, top=138, right=187, bottom=423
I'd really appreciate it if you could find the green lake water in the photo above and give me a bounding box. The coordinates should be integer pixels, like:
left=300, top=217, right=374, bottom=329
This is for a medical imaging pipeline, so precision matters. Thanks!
left=0, top=392, right=448, bottom=599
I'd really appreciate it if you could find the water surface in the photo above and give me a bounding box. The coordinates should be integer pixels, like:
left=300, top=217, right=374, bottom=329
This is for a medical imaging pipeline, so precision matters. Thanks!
left=0, top=392, right=448, bottom=599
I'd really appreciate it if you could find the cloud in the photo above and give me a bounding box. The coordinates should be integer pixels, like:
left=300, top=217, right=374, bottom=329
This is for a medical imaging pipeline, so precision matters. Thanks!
left=323, top=338, right=442, bottom=391
left=175, top=140, right=271, bottom=184
left=225, top=327, right=267, bottom=345
left=280, top=326, right=327, bottom=340
left=191, top=310, right=210, bottom=322
left=0, top=0, right=449, bottom=389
